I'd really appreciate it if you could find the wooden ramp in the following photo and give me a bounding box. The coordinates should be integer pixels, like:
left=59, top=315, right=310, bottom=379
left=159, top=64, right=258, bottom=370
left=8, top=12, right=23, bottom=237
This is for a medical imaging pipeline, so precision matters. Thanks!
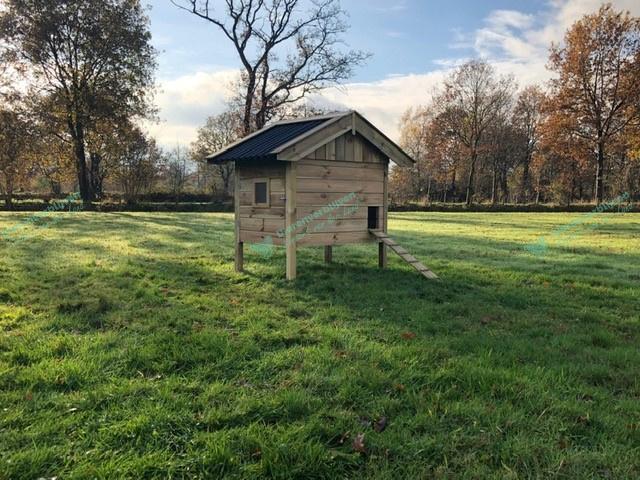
left=369, top=230, right=438, bottom=279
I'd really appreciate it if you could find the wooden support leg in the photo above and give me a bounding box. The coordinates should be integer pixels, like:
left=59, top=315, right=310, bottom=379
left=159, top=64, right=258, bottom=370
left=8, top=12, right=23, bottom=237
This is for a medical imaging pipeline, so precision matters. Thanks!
left=324, top=245, right=333, bottom=264
left=286, top=241, right=297, bottom=280
left=235, top=241, right=244, bottom=272
left=285, top=162, right=297, bottom=280
left=378, top=242, right=387, bottom=269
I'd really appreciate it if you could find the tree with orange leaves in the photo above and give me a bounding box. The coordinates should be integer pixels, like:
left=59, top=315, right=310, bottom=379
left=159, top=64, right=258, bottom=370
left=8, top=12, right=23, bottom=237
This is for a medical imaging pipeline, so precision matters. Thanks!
left=547, top=4, right=640, bottom=204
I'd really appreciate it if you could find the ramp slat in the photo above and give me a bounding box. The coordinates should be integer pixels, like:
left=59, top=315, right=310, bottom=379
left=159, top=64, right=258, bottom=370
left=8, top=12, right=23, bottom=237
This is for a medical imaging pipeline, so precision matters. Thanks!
left=369, top=230, right=438, bottom=280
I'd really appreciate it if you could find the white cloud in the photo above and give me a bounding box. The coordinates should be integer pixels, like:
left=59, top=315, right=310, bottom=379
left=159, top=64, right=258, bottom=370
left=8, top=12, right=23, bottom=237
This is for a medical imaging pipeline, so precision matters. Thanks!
left=313, top=72, right=449, bottom=140
left=486, top=10, right=535, bottom=31
left=473, top=0, right=640, bottom=64
left=145, top=69, right=239, bottom=148
left=371, top=2, right=407, bottom=14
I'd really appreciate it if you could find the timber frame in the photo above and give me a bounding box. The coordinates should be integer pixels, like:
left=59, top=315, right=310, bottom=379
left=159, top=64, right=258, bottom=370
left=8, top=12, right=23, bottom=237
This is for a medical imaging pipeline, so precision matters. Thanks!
left=212, top=111, right=415, bottom=280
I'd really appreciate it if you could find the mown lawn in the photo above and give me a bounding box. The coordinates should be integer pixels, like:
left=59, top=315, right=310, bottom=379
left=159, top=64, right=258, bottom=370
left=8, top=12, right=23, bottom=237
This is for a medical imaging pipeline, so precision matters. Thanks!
left=0, top=211, right=638, bottom=479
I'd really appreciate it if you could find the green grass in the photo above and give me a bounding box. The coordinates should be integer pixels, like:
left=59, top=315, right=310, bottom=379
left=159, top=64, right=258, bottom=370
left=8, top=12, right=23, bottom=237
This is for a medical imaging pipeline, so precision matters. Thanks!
left=0, top=211, right=638, bottom=479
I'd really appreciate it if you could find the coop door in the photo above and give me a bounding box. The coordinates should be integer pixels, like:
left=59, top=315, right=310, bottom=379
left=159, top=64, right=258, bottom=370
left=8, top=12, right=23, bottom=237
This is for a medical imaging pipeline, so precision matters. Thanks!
left=368, top=206, right=380, bottom=230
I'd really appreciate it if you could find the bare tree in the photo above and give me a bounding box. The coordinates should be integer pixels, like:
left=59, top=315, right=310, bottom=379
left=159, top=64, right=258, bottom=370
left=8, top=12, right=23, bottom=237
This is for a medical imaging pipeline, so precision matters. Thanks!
left=172, top=0, right=368, bottom=134
left=433, top=60, right=514, bottom=205
left=190, top=110, right=242, bottom=197
left=484, top=116, right=521, bottom=204
left=165, top=145, right=189, bottom=204
left=114, top=127, right=162, bottom=204
left=512, top=86, right=545, bottom=203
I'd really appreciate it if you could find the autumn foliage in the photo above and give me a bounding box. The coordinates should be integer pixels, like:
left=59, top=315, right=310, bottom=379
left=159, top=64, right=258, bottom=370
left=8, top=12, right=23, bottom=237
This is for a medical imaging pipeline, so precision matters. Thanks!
left=393, top=4, right=640, bottom=205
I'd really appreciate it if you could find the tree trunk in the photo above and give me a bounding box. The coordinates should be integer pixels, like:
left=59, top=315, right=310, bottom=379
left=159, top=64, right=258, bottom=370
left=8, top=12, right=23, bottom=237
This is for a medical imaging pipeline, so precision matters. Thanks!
left=242, top=75, right=256, bottom=135
left=449, top=167, right=456, bottom=202
left=491, top=166, right=497, bottom=204
left=594, top=139, right=605, bottom=204
left=465, top=151, right=477, bottom=206
left=50, top=180, right=62, bottom=196
left=520, top=155, right=530, bottom=203
left=70, top=119, right=93, bottom=205
left=255, top=106, right=267, bottom=131
left=3, top=178, right=13, bottom=210
left=500, top=171, right=508, bottom=204
left=74, top=141, right=92, bottom=204
left=90, top=152, right=103, bottom=200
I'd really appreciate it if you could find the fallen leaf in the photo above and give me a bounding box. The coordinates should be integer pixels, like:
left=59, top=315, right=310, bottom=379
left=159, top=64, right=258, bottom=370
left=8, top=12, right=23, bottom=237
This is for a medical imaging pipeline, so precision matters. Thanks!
left=576, top=414, right=590, bottom=425
left=374, top=416, right=388, bottom=433
left=352, top=433, right=366, bottom=453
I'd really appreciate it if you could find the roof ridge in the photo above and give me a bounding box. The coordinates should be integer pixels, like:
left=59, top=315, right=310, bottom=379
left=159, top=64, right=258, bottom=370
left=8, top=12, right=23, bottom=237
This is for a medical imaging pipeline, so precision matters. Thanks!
left=272, top=110, right=352, bottom=126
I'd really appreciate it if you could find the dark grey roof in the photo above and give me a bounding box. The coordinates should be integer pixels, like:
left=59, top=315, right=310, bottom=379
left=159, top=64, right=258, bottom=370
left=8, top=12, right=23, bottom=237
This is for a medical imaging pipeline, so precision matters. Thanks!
left=206, top=110, right=416, bottom=167
left=208, top=117, right=333, bottom=163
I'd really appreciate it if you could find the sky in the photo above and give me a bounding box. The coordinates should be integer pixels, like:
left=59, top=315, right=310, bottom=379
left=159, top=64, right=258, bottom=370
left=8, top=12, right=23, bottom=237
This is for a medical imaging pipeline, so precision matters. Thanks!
left=147, top=0, right=640, bottom=148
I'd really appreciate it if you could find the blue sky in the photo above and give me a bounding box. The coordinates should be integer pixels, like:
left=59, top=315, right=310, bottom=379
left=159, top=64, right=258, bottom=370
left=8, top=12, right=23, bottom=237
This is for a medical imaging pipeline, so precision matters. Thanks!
left=146, top=0, right=639, bottom=147
left=150, top=0, right=544, bottom=82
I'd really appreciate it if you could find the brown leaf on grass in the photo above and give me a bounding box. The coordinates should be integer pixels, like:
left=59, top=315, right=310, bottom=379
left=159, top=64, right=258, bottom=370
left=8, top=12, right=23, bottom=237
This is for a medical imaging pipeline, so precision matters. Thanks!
left=400, top=331, right=416, bottom=340
left=352, top=433, right=366, bottom=453
left=374, top=416, right=388, bottom=433
left=576, top=414, right=590, bottom=425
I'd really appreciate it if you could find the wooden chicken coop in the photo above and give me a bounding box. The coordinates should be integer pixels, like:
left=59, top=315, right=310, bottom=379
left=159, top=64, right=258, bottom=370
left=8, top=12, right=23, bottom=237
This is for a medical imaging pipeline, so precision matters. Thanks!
left=207, top=110, right=437, bottom=280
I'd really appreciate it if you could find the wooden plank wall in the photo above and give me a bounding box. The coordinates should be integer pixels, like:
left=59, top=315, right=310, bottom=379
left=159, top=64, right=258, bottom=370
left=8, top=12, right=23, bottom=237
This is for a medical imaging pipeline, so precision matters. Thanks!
left=294, top=132, right=387, bottom=246
left=238, top=160, right=286, bottom=245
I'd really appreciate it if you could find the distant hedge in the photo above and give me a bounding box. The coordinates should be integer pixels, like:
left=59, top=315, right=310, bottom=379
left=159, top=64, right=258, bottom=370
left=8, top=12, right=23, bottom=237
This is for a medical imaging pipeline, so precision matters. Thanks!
left=1, top=195, right=636, bottom=214
left=389, top=202, right=637, bottom=213
left=9, top=191, right=227, bottom=203
left=1, top=201, right=233, bottom=213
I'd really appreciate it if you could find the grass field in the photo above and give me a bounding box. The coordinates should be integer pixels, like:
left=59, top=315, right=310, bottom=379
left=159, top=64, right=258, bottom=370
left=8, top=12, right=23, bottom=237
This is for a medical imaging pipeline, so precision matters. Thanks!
left=0, top=211, right=638, bottom=479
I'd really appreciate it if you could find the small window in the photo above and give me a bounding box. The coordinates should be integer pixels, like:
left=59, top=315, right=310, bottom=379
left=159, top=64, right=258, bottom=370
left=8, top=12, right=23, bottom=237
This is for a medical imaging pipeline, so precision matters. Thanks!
left=368, top=206, right=380, bottom=229
left=254, top=179, right=269, bottom=206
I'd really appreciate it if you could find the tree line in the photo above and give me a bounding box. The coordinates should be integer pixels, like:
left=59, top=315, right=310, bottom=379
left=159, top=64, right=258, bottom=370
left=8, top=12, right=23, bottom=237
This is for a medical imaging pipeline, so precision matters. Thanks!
left=1, top=2, right=638, bottom=209
left=0, top=0, right=364, bottom=208
left=391, top=5, right=640, bottom=206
